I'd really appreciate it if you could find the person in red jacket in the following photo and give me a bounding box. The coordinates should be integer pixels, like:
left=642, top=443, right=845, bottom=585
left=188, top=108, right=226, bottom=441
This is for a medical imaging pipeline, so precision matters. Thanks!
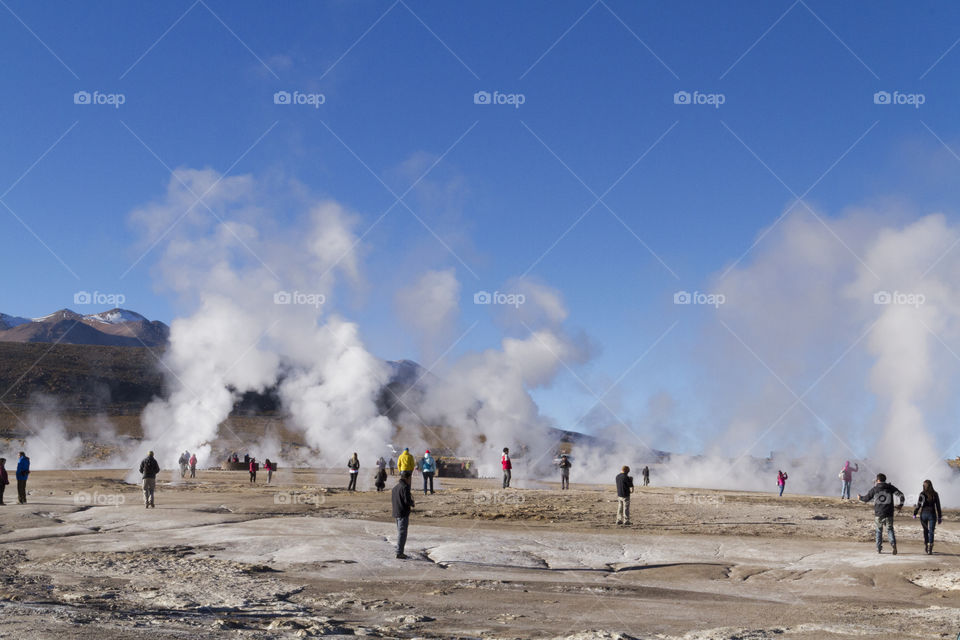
left=189, top=453, right=197, bottom=478
left=249, top=458, right=257, bottom=483
left=0, top=458, right=8, bottom=505
left=501, top=447, right=512, bottom=488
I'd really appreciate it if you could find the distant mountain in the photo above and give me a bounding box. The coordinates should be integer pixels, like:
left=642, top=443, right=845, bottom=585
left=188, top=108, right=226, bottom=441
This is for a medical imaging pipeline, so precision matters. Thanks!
left=0, top=308, right=169, bottom=347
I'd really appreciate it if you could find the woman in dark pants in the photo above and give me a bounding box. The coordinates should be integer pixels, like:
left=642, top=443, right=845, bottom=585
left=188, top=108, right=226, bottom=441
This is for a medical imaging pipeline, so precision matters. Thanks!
left=914, top=479, right=942, bottom=554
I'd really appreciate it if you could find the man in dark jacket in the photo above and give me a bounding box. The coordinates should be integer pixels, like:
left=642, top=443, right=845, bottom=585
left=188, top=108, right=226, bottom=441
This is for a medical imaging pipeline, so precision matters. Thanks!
left=16, top=452, right=29, bottom=504
left=616, top=465, right=634, bottom=525
left=391, top=470, right=415, bottom=559
left=139, top=451, right=160, bottom=508
left=858, top=473, right=905, bottom=554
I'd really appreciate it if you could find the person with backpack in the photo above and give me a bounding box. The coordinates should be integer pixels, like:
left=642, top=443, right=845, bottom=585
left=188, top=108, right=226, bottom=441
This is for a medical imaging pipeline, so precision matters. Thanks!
left=913, top=479, right=943, bottom=555
left=420, top=450, right=436, bottom=495
left=858, top=473, right=905, bottom=554
left=501, top=447, right=512, bottom=488
left=374, top=466, right=387, bottom=492
left=139, top=451, right=160, bottom=508
left=840, top=461, right=859, bottom=499
left=777, top=470, right=788, bottom=496
left=347, top=453, right=360, bottom=490
left=616, top=466, right=634, bottom=525
left=558, top=454, right=571, bottom=490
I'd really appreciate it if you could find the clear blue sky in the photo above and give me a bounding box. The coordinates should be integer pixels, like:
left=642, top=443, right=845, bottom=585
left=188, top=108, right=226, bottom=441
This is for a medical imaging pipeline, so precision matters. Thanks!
left=4, top=1, right=960, bottom=448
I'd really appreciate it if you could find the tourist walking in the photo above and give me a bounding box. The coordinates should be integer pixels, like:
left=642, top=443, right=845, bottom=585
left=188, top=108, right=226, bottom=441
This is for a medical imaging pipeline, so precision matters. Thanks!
left=840, top=461, right=859, bottom=499
left=858, top=473, right=905, bottom=554
left=392, top=470, right=415, bottom=559
left=178, top=451, right=188, bottom=478
left=397, top=448, right=415, bottom=474
left=264, top=458, right=273, bottom=484
left=388, top=457, right=396, bottom=476
left=139, top=450, right=160, bottom=508
left=347, top=453, right=360, bottom=490
left=616, top=466, right=634, bottom=525
left=377, top=456, right=386, bottom=474
left=558, top=454, right=571, bottom=490
left=641, top=465, right=650, bottom=487
left=420, top=450, right=436, bottom=495
left=249, top=458, right=257, bottom=483
left=0, top=458, right=8, bottom=505
left=189, top=453, right=197, bottom=478
left=501, top=447, right=512, bottom=488
left=16, top=451, right=29, bottom=504
left=913, top=479, right=942, bottom=555
left=777, top=470, right=788, bottom=496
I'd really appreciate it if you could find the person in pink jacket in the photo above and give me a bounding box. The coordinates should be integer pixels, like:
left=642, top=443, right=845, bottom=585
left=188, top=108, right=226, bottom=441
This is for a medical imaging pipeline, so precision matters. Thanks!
left=0, top=458, right=8, bottom=505
left=840, top=461, right=858, bottom=499
left=501, top=447, right=512, bottom=488
left=777, top=470, right=788, bottom=496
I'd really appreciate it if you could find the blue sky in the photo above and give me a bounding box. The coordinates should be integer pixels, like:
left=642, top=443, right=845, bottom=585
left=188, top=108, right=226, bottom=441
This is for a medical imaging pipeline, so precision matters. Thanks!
left=4, top=1, right=960, bottom=449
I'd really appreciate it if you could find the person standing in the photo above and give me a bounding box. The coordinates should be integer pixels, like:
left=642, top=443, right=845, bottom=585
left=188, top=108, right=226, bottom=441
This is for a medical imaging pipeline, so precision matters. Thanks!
left=777, top=470, right=788, bottom=497
left=641, top=465, right=650, bottom=487
left=858, top=473, right=905, bottom=554
left=347, top=453, right=360, bottom=490
left=377, top=456, right=386, bottom=474
left=139, top=450, right=160, bottom=508
left=840, top=461, right=859, bottom=499
left=249, top=458, right=257, bottom=483
left=913, top=479, right=942, bottom=555
left=0, top=458, right=8, bottom=505
left=392, top=470, right=415, bottom=559
left=616, top=466, right=634, bottom=525
left=558, top=454, right=571, bottom=490
left=15, top=451, right=29, bottom=505
left=189, top=453, right=197, bottom=478
left=420, top=450, right=436, bottom=495
left=178, top=451, right=188, bottom=478
left=264, top=459, right=273, bottom=484
left=501, top=447, right=512, bottom=488
left=388, top=457, right=396, bottom=476
left=397, top=448, right=415, bottom=475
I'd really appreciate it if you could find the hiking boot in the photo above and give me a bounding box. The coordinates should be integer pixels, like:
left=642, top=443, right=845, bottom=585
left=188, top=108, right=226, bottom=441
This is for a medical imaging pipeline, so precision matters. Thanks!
left=929, top=543, right=934, bottom=555
left=877, top=546, right=882, bottom=554
left=891, top=543, right=897, bottom=555
left=396, top=553, right=407, bottom=559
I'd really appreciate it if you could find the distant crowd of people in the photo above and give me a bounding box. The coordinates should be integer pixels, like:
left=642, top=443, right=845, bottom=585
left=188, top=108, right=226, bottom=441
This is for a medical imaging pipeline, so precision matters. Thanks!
left=2, top=446, right=948, bottom=562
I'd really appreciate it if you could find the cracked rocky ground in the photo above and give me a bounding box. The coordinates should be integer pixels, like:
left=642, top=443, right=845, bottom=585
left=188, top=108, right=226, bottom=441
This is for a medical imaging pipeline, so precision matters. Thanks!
left=0, top=469, right=958, bottom=639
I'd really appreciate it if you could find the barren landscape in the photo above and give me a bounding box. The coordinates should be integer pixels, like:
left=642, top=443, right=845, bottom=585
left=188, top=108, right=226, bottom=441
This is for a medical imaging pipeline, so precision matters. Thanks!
left=0, top=469, right=957, bottom=639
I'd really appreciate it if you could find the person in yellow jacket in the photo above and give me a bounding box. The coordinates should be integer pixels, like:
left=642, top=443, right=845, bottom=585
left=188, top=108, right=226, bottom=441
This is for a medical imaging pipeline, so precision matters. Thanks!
left=397, top=448, right=416, bottom=473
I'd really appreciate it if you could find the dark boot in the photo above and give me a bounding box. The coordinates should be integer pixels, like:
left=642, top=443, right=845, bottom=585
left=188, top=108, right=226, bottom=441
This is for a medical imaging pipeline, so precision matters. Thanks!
left=891, top=542, right=897, bottom=555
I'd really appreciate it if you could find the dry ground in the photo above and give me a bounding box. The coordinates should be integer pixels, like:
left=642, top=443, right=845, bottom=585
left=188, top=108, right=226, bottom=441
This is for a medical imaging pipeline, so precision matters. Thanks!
left=0, top=468, right=957, bottom=639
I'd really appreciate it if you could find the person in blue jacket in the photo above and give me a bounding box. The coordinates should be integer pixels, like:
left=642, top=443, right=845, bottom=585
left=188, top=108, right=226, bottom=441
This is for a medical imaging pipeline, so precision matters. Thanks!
left=16, top=451, right=30, bottom=504
left=420, top=450, right=436, bottom=495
